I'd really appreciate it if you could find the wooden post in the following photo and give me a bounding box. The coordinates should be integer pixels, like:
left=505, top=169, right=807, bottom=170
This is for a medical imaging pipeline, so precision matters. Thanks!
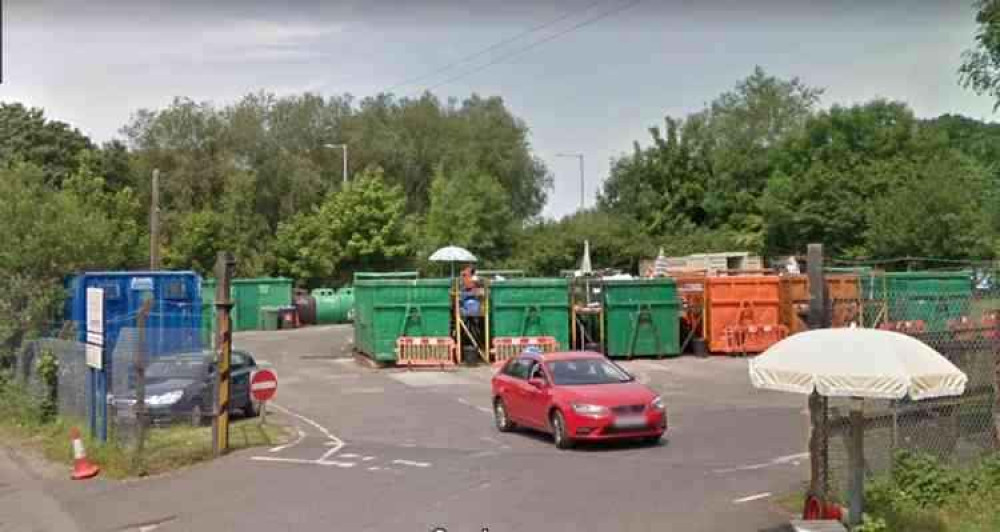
left=806, top=244, right=830, bottom=505
left=212, top=252, right=236, bottom=457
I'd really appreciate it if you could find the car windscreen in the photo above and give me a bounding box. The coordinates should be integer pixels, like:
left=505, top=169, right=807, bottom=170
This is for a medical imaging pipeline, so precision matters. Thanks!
left=546, top=358, right=633, bottom=385
left=146, top=357, right=210, bottom=380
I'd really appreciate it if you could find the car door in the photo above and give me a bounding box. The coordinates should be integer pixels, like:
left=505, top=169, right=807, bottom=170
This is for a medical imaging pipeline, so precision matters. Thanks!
left=520, top=361, right=552, bottom=429
left=500, top=358, right=532, bottom=423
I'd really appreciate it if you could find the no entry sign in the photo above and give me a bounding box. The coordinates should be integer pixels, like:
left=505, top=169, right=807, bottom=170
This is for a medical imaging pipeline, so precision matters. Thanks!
left=250, top=369, right=278, bottom=402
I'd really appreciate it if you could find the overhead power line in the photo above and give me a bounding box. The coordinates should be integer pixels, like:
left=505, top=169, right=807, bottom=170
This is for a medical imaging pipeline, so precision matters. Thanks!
left=415, top=0, right=642, bottom=95
left=385, top=0, right=611, bottom=94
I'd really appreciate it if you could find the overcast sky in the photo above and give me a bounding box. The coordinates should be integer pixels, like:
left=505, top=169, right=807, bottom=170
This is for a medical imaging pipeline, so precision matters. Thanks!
left=4, top=0, right=994, bottom=218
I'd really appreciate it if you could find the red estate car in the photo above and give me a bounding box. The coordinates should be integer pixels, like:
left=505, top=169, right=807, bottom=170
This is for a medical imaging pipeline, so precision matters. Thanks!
left=491, top=350, right=667, bottom=449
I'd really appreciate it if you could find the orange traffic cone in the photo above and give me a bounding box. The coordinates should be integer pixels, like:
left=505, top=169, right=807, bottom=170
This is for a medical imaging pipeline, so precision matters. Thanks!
left=69, top=427, right=99, bottom=480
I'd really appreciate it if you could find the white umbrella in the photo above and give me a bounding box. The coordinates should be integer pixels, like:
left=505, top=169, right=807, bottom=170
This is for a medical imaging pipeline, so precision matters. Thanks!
left=750, top=328, right=967, bottom=400
left=429, top=246, right=477, bottom=277
left=749, top=328, right=967, bottom=526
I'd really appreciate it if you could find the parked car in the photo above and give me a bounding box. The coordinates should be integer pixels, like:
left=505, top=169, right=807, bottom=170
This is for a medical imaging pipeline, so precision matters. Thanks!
left=491, top=350, right=667, bottom=449
left=113, top=349, right=260, bottom=426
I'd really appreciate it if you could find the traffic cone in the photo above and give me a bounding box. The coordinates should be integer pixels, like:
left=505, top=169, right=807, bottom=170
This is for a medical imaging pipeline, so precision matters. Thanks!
left=69, top=427, right=100, bottom=480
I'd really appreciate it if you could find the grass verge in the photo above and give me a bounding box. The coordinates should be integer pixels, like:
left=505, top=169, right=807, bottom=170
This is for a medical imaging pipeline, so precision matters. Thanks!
left=0, top=378, right=291, bottom=478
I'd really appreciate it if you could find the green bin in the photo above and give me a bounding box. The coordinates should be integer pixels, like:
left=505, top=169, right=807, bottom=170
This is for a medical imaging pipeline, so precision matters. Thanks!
left=489, top=278, right=570, bottom=349
left=884, top=271, right=973, bottom=332
left=603, top=279, right=680, bottom=358
left=231, top=278, right=293, bottom=331
left=259, top=306, right=281, bottom=331
left=352, top=277, right=452, bottom=362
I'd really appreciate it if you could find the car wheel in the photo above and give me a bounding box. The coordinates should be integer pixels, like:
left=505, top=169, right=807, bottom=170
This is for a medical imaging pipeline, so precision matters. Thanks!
left=190, top=404, right=204, bottom=427
left=550, top=410, right=573, bottom=450
left=244, top=398, right=261, bottom=418
left=494, top=398, right=514, bottom=432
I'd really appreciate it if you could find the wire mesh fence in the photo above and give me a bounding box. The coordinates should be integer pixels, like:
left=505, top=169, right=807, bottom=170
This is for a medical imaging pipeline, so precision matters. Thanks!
left=823, top=275, right=1000, bottom=502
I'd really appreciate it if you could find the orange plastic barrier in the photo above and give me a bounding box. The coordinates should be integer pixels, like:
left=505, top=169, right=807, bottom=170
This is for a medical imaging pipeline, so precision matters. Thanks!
left=878, top=320, right=927, bottom=334
left=704, top=276, right=784, bottom=354
left=396, top=337, right=457, bottom=368
left=491, top=336, right=558, bottom=362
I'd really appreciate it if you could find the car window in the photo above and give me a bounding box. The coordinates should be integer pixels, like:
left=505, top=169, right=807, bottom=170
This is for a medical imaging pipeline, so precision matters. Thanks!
left=546, top=358, right=633, bottom=386
left=232, top=352, right=247, bottom=369
left=503, top=358, right=533, bottom=380
left=527, top=361, right=547, bottom=382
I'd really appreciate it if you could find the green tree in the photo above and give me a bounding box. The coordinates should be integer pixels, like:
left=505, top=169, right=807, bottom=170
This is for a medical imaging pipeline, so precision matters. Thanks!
left=0, top=102, right=94, bottom=186
left=600, top=67, right=821, bottom=248
left=0, top=161, right=144, bottom=364
left=423, top=166, right=515, bottom=262
left=271, top=167, right=411, bottom=285
left=960, top=0, right=1000, bottom=109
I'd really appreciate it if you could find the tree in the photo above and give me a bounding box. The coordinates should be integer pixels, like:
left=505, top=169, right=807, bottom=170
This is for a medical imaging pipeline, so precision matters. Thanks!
left=600, top=67, right=821, bottom=248
left=423, top=166, right=515, bottom=262
left=0, top=161, right=144, bottom=363
left=761, top=99, right=999, bottom=259
left=0, top=102, right=94, bottom=186
left=960, top=0, right=1000, bottom=110
left=865, top=155, right=995, bottom=259
left=270, top=167, right=411, bottom=285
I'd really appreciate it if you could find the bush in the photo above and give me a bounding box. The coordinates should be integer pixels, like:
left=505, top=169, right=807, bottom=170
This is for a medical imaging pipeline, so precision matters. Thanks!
left=861, top=450, right=1000, bottom=532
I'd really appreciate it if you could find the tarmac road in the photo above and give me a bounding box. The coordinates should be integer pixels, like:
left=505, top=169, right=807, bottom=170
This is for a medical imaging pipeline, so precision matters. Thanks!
left=2, top=325, right=808, bottom=532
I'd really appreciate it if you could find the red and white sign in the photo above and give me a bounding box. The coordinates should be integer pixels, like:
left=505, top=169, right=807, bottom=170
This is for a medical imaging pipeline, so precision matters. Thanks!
left=250, top=369, right=278, bottom=402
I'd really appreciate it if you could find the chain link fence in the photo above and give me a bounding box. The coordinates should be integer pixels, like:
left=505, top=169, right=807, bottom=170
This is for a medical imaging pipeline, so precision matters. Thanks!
left=823, top=274, right=1000, bottom=502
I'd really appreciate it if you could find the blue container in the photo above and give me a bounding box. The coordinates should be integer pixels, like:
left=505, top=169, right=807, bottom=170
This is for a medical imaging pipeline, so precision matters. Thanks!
left=65, top=271, right=203, bottom=440
left=66, top=271, right=204, bottom=358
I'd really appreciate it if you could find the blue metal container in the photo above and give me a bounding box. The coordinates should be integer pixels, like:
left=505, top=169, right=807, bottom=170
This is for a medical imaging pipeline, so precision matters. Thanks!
left=65, top=271, right=203, bottom=441
left=66, top=271, right=204, bottom=357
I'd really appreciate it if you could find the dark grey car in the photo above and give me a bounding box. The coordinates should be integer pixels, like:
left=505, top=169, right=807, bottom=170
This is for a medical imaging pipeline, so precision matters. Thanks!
left=116, top=350, right=260, bottom=426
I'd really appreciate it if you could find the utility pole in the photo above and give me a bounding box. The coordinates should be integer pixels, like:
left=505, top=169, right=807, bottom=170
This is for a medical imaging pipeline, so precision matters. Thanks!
left=150, top=169, right=161, bottom=270
left=324, top=144, right=348, bottom=184
left=557, top=153, right=585, bottom=210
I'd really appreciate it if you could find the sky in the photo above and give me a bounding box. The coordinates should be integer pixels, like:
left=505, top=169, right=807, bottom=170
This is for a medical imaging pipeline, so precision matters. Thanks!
left=4, top=0, right=995, bottom=218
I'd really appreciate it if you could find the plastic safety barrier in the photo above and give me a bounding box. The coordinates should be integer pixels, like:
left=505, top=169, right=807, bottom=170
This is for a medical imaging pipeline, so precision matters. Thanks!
left=396, top=337, right=457, bottom=368
left=491, top=336, right=558, bottom=363
left=720, top=323, right=788, bottom=355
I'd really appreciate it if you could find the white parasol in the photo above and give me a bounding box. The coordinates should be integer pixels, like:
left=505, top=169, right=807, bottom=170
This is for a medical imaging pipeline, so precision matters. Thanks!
left=749, top=327, right=967, bottom=526
left=429, top=246, right=477, bottom=277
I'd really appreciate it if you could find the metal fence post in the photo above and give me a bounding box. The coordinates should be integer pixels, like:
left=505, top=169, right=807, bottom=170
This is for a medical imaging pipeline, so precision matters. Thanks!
left=133, top=298, right=152, bottom=471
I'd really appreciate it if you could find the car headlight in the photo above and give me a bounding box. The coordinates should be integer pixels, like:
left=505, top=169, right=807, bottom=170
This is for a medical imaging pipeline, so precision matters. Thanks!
left=571, top=403, right=609, bottom=417
left=146, top=390, right=184, bottom=406
left=650, top=396, right=665, bottom=411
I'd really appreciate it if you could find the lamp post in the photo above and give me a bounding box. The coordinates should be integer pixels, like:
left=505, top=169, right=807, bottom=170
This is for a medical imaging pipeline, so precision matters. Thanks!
left=324, top=143, right=348, bottom=184
left=557, top=152, right=585, bottom=210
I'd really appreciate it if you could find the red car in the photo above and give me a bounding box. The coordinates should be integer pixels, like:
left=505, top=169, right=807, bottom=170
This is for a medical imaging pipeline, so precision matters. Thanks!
left=491, top=350, right=667, bottom=449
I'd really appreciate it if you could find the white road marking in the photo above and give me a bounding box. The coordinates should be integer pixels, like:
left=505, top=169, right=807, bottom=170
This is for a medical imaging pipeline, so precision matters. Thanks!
left=250, top=456, right=355, bottom=468
left=340, top=453, right=360, bottom=459
left=392, top=459, right=431, bottom=468
left=733, top=492, right=772, bottom=504
left=362, top=456, right=375, bottom=462
left=368, top=466, right=380, bottom=471
left=269, top=426, right=307, bottom=453
left=269, top=403, right=345, bottom=460
left=458, top=397, right=493, bottom=415
left=714, top=452, right=809, bottom=474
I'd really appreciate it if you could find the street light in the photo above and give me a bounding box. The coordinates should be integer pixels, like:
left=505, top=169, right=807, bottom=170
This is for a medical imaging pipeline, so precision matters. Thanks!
left=323, top=143, right=348, bottom=184
left=557, top=152, right=585, bottom=210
